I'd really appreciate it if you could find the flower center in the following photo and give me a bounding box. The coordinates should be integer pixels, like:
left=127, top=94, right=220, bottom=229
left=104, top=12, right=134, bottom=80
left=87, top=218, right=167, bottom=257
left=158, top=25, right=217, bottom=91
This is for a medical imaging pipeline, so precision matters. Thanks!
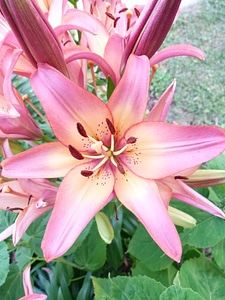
left=68, top=118, right=137, bottom=177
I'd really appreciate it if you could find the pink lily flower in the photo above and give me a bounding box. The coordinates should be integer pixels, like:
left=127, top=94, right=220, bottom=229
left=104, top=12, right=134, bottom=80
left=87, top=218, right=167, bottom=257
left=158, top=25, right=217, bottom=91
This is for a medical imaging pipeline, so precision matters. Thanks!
left=2, top=55, right=225, bottom=262
left=0, top=176, right=57, bottom=245
left=19, top=265, right=47, bottom=300
left=0, top=47, right=42, bottom=140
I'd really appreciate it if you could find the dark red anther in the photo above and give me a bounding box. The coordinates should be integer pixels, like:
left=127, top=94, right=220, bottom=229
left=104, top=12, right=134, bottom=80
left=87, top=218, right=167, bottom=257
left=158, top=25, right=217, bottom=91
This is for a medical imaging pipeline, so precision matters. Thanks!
left=69, top=145, right=84, bottom=160
left=134, top=8, right=141, bottom=17
left=106, top=118, right=115, bottom=134
left=126, top=136, right=137, bottom=144
left=6, top=206, right=23, bottom=212
left=114, top=17, right=120, bottom=28
left=118, top=163, right=125, bottom=175
left=174, top=176, right=189, bottom=180
left=105, top=12, right=116, bottom=21
left=77, top=122, right=88, bottom=138
left=119, top=7, right=128, bottom=13
left=81, top=170, right=94, bottom=177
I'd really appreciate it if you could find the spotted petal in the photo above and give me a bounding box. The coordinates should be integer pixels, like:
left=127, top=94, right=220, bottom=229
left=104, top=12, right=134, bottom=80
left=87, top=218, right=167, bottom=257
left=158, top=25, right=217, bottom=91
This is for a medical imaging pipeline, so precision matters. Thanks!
left=122, top=122, right=225, bottom=179
left=31, top=64, right=112, bottom=149
left=42, top=162, right=114, bottom=262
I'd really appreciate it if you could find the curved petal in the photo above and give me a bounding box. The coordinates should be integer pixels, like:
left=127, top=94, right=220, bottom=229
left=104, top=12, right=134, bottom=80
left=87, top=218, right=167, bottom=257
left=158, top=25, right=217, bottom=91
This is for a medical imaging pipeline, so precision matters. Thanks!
left=65, top=49, right=116, bottom=84
left=114, top=169, right=181, bottom=262
left=13, top=202, right=52, bottom=245
left=122, top=122, right=225, bottom=179
left=2, top=142, right=78, bottom=178
left=164, top=177, right=225, bottom=218
left=0, top=224, right=14, bottom=242
left=150, top=44, right=205, bottom=66
left=42, top=162, right=114, bottom=262
left=31, top=64, right=112, bottom=148
left=108, top=55, right=149, bottom=140
left=146, top=80, right=176, bottom=122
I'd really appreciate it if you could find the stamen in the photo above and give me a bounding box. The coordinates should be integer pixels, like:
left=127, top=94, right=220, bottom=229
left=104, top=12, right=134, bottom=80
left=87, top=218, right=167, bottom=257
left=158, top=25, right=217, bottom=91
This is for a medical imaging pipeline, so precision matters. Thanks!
left=114, top=17, right=120, bottom=28
left=77, top=122, right=88, bottom=138
left=81, top=170, right=94, bottom=177
left=92, top=156, right=109, bottom=172
left=106, top=118, right=115, bottom=134
left=68, top=145, right=84, bottom=160
left=127, top=136, right=137, bottom=144
left=119, top=7, right=128, bottom=13
left=134, top=8, right=141, bottom=18
left=118, top=163, right=125, bottom=175
left=105, top=12, right=116, bottom=21
left=6, top=206, right=23, bottom=212
left=28, top=195, right=32, bottom=205
left=175, top=176, right=189, bottom=180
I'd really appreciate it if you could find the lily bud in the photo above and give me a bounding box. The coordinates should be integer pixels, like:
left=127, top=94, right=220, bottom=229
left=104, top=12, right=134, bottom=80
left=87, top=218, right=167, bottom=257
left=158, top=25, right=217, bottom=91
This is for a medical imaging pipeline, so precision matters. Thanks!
left=121, top=0, right=181, bottom=71
left=184, top=169, right=225, bottom=188
left=0, top=0, right=68, bottom=76
left=168, top=206, right=196, bottom=228
left=95, top=211, right=114, bottom=244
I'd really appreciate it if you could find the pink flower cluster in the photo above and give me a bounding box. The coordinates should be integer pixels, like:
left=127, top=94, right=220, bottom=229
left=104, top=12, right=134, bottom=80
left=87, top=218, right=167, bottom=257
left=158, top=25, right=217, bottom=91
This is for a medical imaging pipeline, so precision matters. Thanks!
left=0, top=2, right=225, bottom=297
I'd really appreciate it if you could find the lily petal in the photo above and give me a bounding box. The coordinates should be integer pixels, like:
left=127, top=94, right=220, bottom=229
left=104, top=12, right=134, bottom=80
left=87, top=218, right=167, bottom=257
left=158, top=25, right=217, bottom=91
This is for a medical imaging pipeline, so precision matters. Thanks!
left=108, top=55, right=149, bottom=140
left=42, top=162, right=114, bottom=262
left=164, top=177, right=225, bottom=218
left=150, top=44, right=205, bottom=66
left=31, top=64, right=112, bottom=148
left=114, top=169, right=181, bottom=262
left=146, top=80, right=176, bottom=122
left=2, top=142, right=78, bottom=178
left=122, top=122, right=225, bottom=179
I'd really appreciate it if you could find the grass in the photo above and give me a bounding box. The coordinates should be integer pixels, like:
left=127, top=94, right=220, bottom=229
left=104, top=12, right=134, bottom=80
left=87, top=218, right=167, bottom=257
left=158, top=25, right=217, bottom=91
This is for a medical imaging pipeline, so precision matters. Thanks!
left=151, top=0, right=225, bottom=126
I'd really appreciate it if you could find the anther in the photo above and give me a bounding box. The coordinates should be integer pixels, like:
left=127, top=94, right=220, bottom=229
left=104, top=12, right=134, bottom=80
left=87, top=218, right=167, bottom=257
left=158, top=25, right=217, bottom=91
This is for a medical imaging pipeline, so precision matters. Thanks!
left=106, top=118, right=115, bottom=134
left=114, top=17, right=120, bottom=28
left=28, top=195, right=32, bottom=205
left=118, top=163, right=125, bottom=175
left=81, top=170, right=94, bottom=177
left=6, top=206, right=23, bottom=212
left=69, top=145, right=84, bottom=160
left=119, top=7, right=128, bottom=13
left=105, top=12, right=116, bottom=21
left=134, top=8, right=141, bottom=17
left=77, top=122, right=88, bottom=138
left=127, top=137, right=137, bottom=144
left=174, top=176, right=189, bottom=180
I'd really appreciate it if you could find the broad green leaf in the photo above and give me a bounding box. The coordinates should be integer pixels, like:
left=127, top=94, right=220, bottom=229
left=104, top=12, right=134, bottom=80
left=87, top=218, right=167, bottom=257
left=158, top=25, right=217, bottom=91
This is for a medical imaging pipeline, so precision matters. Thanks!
left=180, top=215, right=225, bottom=248
left=72, top=221, right=106, bottom=271
left=107, top=76, right=115, bottom=99
left=0, top=264, right=24, bottom=299
left=179, top=255, right=225, bottom=299
left=26, top=211, right=51, bottom=257
left=128, top=224, right=173, bottom=271
left=0, top=210, right=17, bottom=233
left=15, top=246, right=33, bottom=270
left=0, top=241, right=9, bottom=286
left=211, top=238, right=225, bottom=269
left=132, top=261, right=177, bottom=287
left=92, top=275, right=166, bottom=300
left=159, top=285, right=204, bottom=300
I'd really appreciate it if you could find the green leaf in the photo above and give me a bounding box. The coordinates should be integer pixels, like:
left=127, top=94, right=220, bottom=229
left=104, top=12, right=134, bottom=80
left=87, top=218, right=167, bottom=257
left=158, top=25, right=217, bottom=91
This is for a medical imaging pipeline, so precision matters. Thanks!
left=179, top=256, right=225, bottom=299
left=92, top=275, right=166, bottom=299
left=107, top=76, right=115, bottom=99
left=0, top=264, right=24, bottom=299
left=159, top=285, right=204, bottom=300
left=128, top=224, right=173, bottom=271
left=211, top=238, right=225, bottom=269
left=0, top=241, right=10, bottom=286
left=72, top=221, right=106, bottom=271
left=26, top=211, right=51, bottom=257
left=15, top=246, right=33, bottom=270
left=180, top=215, right=225, bottom=248
left=132, top=261, right=177, bottom=287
